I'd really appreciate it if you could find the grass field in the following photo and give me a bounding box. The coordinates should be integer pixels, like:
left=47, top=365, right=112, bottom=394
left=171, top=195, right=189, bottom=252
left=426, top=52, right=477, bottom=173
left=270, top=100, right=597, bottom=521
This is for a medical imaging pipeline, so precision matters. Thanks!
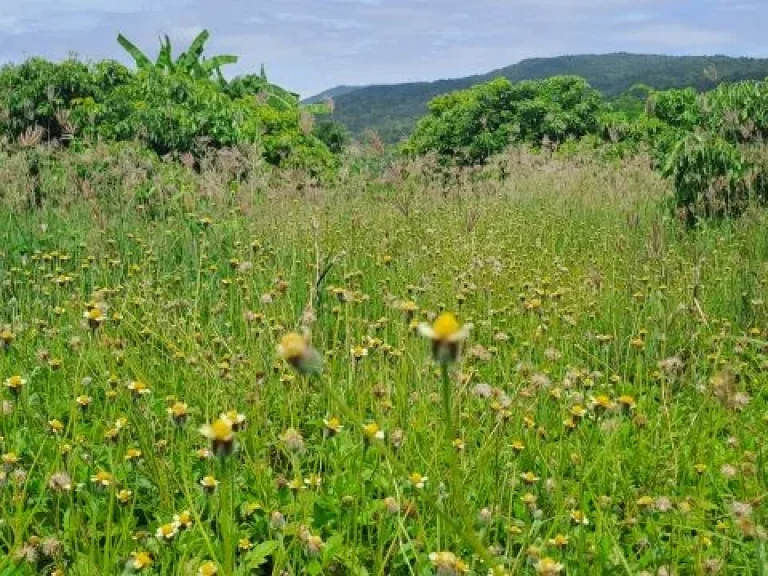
left=0, top=150, right=767, bottom=575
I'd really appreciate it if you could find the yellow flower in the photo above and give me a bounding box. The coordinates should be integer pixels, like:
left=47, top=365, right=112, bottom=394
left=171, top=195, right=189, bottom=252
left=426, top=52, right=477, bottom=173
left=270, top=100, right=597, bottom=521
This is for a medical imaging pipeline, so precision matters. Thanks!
left=198, top=561, right=218, bottom=576
left=569, top=509, right=589, bottom=525
left=429, top=551, right=470, bottom=574
left=4, top=375, right=26, bottom=394
left=220, top=410, right=246, bottom=431
left=167, top=401, right=189, bottom=424
left=238, top=538, right=253, bottom=551
left=125, top=448, right=142, bottom=462
left=127, top=380, right=151, bottom=397
left=0, top=329, right=15, bottom=349
left=131, top=551, right=153, bottom=571
left=277, top=332, right=323, bottom=374
left=418, top=312, right=472, bottom=363
left=362, top=422, right=385, bottom=442
left=48, top=419, right=64, bottom=434
left=199, top=419, right=235, bottom=457
left=156, top=522, right=180, bottom=540
left=409, top=472, right=427, bottom=489
left=117, top=489, right=133, bottom=504
left=535, top=557, right=564, bottom=575
left=323, top=416, right=343, bottom=436
left=200, top=475, right=219, bottom=493
left=91, top=470, right=114, bottom=487
left=174, top=510, right=194, bottom=530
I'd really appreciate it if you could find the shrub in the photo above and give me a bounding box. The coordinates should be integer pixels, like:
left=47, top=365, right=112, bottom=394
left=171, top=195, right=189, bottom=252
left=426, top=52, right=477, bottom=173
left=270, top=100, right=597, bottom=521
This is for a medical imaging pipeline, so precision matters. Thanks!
left=662, top=132, right=766, bottom=224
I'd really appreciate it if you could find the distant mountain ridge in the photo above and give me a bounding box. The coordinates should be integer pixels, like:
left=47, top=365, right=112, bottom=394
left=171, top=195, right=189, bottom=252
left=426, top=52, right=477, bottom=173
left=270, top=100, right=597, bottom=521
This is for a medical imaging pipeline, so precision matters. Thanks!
left=304, top=53, right=768, bottom=143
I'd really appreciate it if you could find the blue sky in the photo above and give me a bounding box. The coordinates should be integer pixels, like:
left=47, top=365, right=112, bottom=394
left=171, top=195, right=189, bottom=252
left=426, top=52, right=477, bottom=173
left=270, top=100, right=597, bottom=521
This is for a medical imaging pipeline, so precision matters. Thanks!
left=0, top=0, right=765, bottom=97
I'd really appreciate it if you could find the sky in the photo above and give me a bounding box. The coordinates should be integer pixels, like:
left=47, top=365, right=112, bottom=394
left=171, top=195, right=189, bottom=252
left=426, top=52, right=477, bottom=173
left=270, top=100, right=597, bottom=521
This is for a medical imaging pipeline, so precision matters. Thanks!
left=0, top=0, right=765, bottom=98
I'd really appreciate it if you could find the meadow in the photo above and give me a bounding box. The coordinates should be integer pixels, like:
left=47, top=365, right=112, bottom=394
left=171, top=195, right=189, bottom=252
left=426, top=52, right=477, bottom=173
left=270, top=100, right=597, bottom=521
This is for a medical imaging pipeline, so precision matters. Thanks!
left=0, top=146, right=767, bottom=575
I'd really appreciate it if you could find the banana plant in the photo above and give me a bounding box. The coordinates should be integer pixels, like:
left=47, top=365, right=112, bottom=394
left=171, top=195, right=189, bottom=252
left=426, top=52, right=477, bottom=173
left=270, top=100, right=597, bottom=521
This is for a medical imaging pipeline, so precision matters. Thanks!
left=116, top=29, right=237, bottom=80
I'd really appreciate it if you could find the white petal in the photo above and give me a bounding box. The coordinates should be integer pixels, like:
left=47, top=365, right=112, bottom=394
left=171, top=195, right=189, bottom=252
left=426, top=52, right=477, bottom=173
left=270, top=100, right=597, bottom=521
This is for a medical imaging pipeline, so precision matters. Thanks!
left=417, top=323, right=436, bottom=339
left=448, top=324, right=473, bottom=342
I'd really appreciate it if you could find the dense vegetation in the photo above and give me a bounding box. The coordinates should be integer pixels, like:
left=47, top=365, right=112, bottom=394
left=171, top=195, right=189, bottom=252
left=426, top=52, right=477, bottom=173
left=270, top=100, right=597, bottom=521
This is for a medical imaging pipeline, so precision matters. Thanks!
left=307, top=54, right=768, bottom=142
left=0, top=30, right=337, bottom=178
left=404, top=73, right=768, bottom=225
left=1, top=33, right=768, bottom=574
left=2, top=144, right=768, bottom=574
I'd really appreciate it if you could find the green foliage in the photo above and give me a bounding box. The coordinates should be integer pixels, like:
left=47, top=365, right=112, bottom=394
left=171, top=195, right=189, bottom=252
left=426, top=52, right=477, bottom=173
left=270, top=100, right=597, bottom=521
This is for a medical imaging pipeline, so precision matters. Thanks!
left=405, top=76, right=605, bottom=164
left=312, top=121, right=349, bottom=155
left=0, top=32, right=336, bottom=178
left=662, top=132, right=766, bottom=223
left=0, top=58, right=131, bottom=141
left=117, top=29, right=238, bottom=80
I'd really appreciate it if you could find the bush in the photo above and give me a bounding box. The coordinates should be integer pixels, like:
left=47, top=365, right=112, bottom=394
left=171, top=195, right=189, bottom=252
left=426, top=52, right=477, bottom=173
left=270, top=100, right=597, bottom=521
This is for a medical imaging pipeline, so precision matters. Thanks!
left=662, top=132, right=766, bottom=224
left=404, top=76, right=606, bottom=164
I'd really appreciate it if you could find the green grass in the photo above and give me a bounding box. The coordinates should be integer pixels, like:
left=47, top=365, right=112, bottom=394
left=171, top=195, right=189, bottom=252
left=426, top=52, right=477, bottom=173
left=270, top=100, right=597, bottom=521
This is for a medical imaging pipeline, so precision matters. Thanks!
left=0, top=149, right=766, bottom=575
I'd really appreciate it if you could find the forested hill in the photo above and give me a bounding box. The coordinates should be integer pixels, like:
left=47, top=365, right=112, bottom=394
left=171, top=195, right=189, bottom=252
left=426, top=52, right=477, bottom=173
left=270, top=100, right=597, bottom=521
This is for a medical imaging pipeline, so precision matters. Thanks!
left=304, top=53, right=768, bottom=142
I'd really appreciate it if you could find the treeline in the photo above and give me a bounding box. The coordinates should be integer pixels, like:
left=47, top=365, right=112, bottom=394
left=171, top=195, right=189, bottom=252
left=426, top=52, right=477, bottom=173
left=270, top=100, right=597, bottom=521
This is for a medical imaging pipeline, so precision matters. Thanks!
left=0, top=30, right=341, bottom=178
left=404, top=75, right=768, bottom=224
left=313, top=53, right=768, bottom=142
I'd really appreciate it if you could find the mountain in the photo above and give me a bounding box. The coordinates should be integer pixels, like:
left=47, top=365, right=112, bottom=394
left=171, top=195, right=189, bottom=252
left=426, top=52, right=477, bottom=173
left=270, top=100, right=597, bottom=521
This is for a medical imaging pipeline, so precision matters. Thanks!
left=303, top=85, right=362, bottom=104
left=305, top=53, right=768, bottom=143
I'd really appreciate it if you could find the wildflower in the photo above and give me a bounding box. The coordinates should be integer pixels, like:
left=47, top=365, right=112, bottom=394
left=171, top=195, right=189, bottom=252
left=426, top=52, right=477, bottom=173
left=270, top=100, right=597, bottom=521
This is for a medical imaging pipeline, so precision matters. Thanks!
left=350, top=345, right=368, bottom=360
left=48, top=472, right=72, bottom=493
left=383, top=496, right=400, bottom=515
left=570, top=509, right=589, bottom=525
left=418, top=312, right=472, bottom=364
left=452, top=438, right=465, bottom=451
left=362, top=422, right=385, bottom=442
left=277, top=332, right=323, bottom=375
left=323, top=416, right=343, bottom=436
left=174, top=510, right=194, bottom=530
left=156, top=522, right=180, bottom=541
left=124, top=448, right=142, bottom=462
left=636, top=495, right=655, bottom=509
left=117, top=489, right=133, bottom=504
left=270, top=510, right=286, bottom=530
left=168, top=402, right=189, bottom=425
left=199, top=419, right=235, bottom=457
left=40, top=537, right=61, bottom=558
left=220, top=410, right=247, bottom=431
left=200, top=475, right=219, bottom=494
left=520, top=471, right=539, bottom=484
left=198, top=561, right=218, bottom=576
left=0, top=328, right=15, bottom=349
left=617, top=395, right=636, bottom=412
left=591, top=394, right=615, bottom=412
left=2, top=452, right=19, bottom=469
left=84, top=306, right=106, bottom=330
left=130, top=551, right=153, bottom=571
left=127, top=380, right=151, bottom=398
left=280, top=428, right=305, bottom=453
left=304, top=533, right=324, bottom=557
left=409, top=472, right=427, bottom=489
left=511, top=440, right=525, bottom=453
left=535, top=557, right=564, bottom=575
left=238, top=538, right=253, bottom=552
left=76, top=395, right=92, bottom=409
left=548, top=534, right=569, bottom=548
left=48, top=419, right=64, bottom=434
left=4, top=375, right=26, bottom=396
left=429, top=551, right=470, bottom=575
left=91, top=470, right=114, bottom=489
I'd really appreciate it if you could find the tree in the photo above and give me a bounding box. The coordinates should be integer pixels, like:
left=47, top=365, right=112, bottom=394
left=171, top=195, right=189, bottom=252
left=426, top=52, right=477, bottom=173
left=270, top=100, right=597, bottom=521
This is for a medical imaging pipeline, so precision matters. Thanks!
left=117, top=29, right=238, bottom=80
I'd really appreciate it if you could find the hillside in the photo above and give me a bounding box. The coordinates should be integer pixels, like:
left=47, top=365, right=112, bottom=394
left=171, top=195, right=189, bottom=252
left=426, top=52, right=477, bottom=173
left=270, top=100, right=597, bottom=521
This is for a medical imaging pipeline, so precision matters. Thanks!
left=306, top=53, right=768, bottom=143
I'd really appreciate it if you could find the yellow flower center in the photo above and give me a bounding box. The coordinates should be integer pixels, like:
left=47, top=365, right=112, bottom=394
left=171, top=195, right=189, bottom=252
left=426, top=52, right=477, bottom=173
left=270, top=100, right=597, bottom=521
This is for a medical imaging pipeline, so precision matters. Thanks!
left=210, top=419, right=233, bottom=441
left=432, top=313, right=460, bottom=340
left=279, top=333, right=307, bottom=360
